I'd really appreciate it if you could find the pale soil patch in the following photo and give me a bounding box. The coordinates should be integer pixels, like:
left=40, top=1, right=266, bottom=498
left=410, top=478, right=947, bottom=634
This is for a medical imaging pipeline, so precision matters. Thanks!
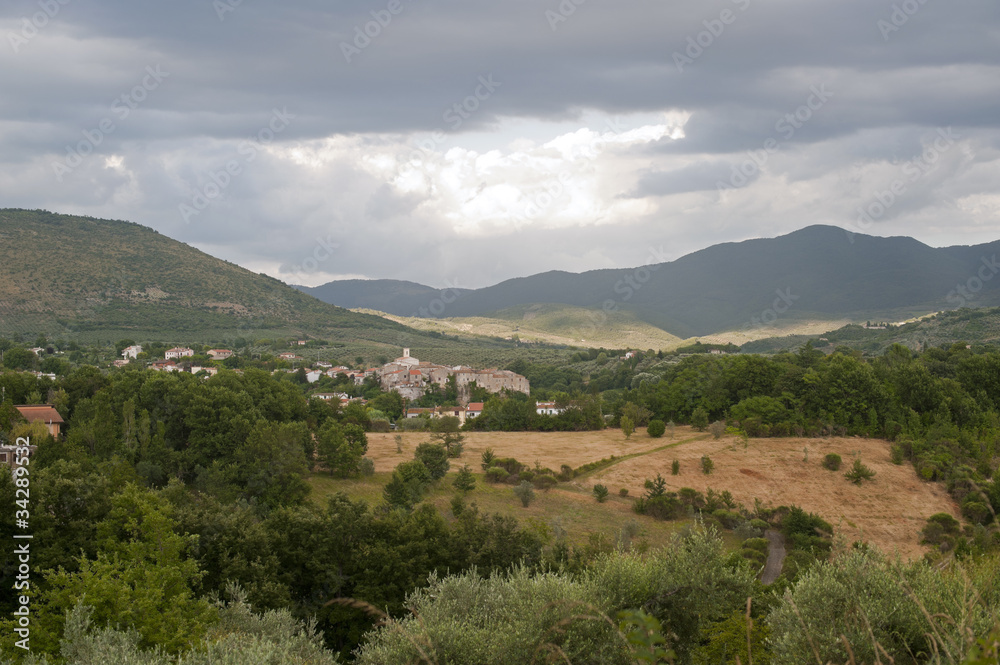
left=588, top=435, right=960, bottom=560
left=365, top=427, right=700, bottom=474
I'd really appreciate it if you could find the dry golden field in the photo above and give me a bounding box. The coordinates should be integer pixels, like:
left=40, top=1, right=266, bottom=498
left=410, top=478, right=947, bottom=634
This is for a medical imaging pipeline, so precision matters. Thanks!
left=362, top=428, right=959, bottom=559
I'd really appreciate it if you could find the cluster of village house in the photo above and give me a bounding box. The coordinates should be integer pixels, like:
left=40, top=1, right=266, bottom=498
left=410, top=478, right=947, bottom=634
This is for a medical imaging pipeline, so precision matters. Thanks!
left=0, top=348, right=555, bottom=469
left=108, top=346, right=537, bottom=416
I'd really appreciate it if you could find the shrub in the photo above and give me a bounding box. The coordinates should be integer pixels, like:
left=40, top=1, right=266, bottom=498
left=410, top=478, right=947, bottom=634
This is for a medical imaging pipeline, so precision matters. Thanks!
left=414, top=443, right=450, bottom=481
left=593, top=484, right=610, bottom=503
left=822, top=453, right=842, bottom=471
left=558, top=464, right=575, bottom=481
left=920, top=512, right=961, bottom=546
left=890, top=444, right=904, bottom=464
left=369, top=418, right=391, bottom=432
left=701, top=455, right=714, bottom=475
left=358, top=457, right=375, bottom=476
left=708, top=421, right=726, bottom=439
left=621, top=415, right=635, bottom=439
left=519, top=469, right=536, bottom=483
left=532, top=474, right=558, bottom=491
left=750, top=518, right=770, bottom=531
left=742, top=537, right=769, bottom=553
left=844, top=458, right=876, bottom=485
left=691, top=407, right=709, bottom=431
left=481, top=447, right=496, bottom=470
left=485, top=467, right=509, bottom=484
left=453, top=465, right=476, bottom=492
left=671, top=459, right=680, bottom=475
left=513, top=480, right=535, bottom=507
left=399, top=417, right=427, bottom=431
left=647, top=419, right=666, bottom=438
left=619, top=488, right=629, bottom=497
left=493, top=457, right=525, bottom=475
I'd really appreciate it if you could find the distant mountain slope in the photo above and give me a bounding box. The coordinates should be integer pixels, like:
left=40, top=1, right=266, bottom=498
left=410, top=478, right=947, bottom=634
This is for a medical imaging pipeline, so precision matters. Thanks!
left=294, top=279, right=471, bottom=317
left=0, top=209, right=415, bottom=343
left=743, top=306, right=1000, bottom=355
left=305, top=226, right=1000, bottom=337
left=361, top=303, right=685, bottom=350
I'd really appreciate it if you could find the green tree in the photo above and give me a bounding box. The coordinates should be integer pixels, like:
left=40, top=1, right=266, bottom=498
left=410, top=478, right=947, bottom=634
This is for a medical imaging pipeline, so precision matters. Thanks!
left=620, top=415, right=635, bottom=439
left=701, top=455, right=714, bottom=474
left=453, top=465, right=476, bottom=493
left=316, top=420, right=366, bottom=477
left=232, top=421, right=311, bottom=509
left=26, top=485, right=217, bottom=654
left=691, top=407, right=709, bottom=431
left=414, top=443, right=450, bottom=481
left=647, top=419, right=666, bottom=438
left=513, top=480, right=535, bottom=507
left=593, top=484, right=609, bottom=503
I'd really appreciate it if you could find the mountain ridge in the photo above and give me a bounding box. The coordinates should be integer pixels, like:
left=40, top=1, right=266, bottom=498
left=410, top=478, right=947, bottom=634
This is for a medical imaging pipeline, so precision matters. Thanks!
left=299, top=225, right=1000, bottom=337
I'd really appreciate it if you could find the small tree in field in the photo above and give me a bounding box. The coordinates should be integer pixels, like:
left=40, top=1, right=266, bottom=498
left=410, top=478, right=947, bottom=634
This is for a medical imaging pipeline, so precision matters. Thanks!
left=708, top=421, right=725, bottom=439
left=593, top=484, right=609, bottom=503
left=621, top=416, right=635, bottom=440
left=647, top=419, right=666, bottom=438
left=691, top=408, right=709, bottom=432
left=671, top=459, right=680, bottom=475
left=453, top=465, right=476, bottom=492
left=701, top=455, right=714, bottom=475
left=844, top=458, right=876, bottom=485
left=513, top=480, right=535, bottom=507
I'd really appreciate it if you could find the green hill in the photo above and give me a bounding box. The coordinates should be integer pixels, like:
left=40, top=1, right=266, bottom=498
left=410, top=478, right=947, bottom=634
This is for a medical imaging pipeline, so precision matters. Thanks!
left=742, top=306, right=1000, bottom=355
left=361, top=302, right=685, bottom=350
left=0, top=209, right=428, bottom=348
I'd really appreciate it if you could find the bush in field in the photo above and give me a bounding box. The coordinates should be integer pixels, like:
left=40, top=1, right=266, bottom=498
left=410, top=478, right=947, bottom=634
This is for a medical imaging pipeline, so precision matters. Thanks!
left=671, top=459, right=680, bottom=475
left=485, top=467, right=509, bottom=484
left=647, top=419, right=665, bottom=438
left=481, top=447, right=496, bottom=470
left=532, top=474, right=558, bottom=491
left=558, top=464, right=574, bottom=481
left=920, top=512, right=961, bottom=548
left=708, top=421, right=725, bottom=439
left=453, top=465, right=476, bottom=492
left=513, top=480, right=535, bottom=507
left=822, top=453, right=842, bottom=471
left=890, top=444, right=904, bottom=464
left=844, top=458, right=875, bottom=485
left=619, top=488, right=629, bottom=497
left=701, top=455, right=714, bottom=475
left=621, top=416, right=634, bottom=440
left=358, top=457, right=375, bottom=476
left=690, top=408, right=709, bottom=431
left=593, top=484, right=609, bottom=503
left=414, top=443, right=450, bottom=481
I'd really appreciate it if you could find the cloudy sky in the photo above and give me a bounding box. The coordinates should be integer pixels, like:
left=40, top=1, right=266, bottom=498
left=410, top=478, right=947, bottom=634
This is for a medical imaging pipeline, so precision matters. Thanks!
left=2, top=0, right=998, bottom=289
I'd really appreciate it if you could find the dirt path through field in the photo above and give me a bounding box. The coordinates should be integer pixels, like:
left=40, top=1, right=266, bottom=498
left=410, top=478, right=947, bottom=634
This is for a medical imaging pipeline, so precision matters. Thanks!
left=761, top=529, right=786, bottom=584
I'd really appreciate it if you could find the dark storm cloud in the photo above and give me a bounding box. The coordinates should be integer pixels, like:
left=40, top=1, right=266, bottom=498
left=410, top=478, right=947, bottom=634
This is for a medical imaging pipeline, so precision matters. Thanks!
left=0, top=0, right=997, bottom=287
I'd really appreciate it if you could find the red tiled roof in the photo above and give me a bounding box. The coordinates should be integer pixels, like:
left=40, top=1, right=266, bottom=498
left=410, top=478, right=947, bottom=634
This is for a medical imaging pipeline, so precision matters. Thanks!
left=466, top=402, right=484, bottom=411
left=15, top=405, right=64, bottom=424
